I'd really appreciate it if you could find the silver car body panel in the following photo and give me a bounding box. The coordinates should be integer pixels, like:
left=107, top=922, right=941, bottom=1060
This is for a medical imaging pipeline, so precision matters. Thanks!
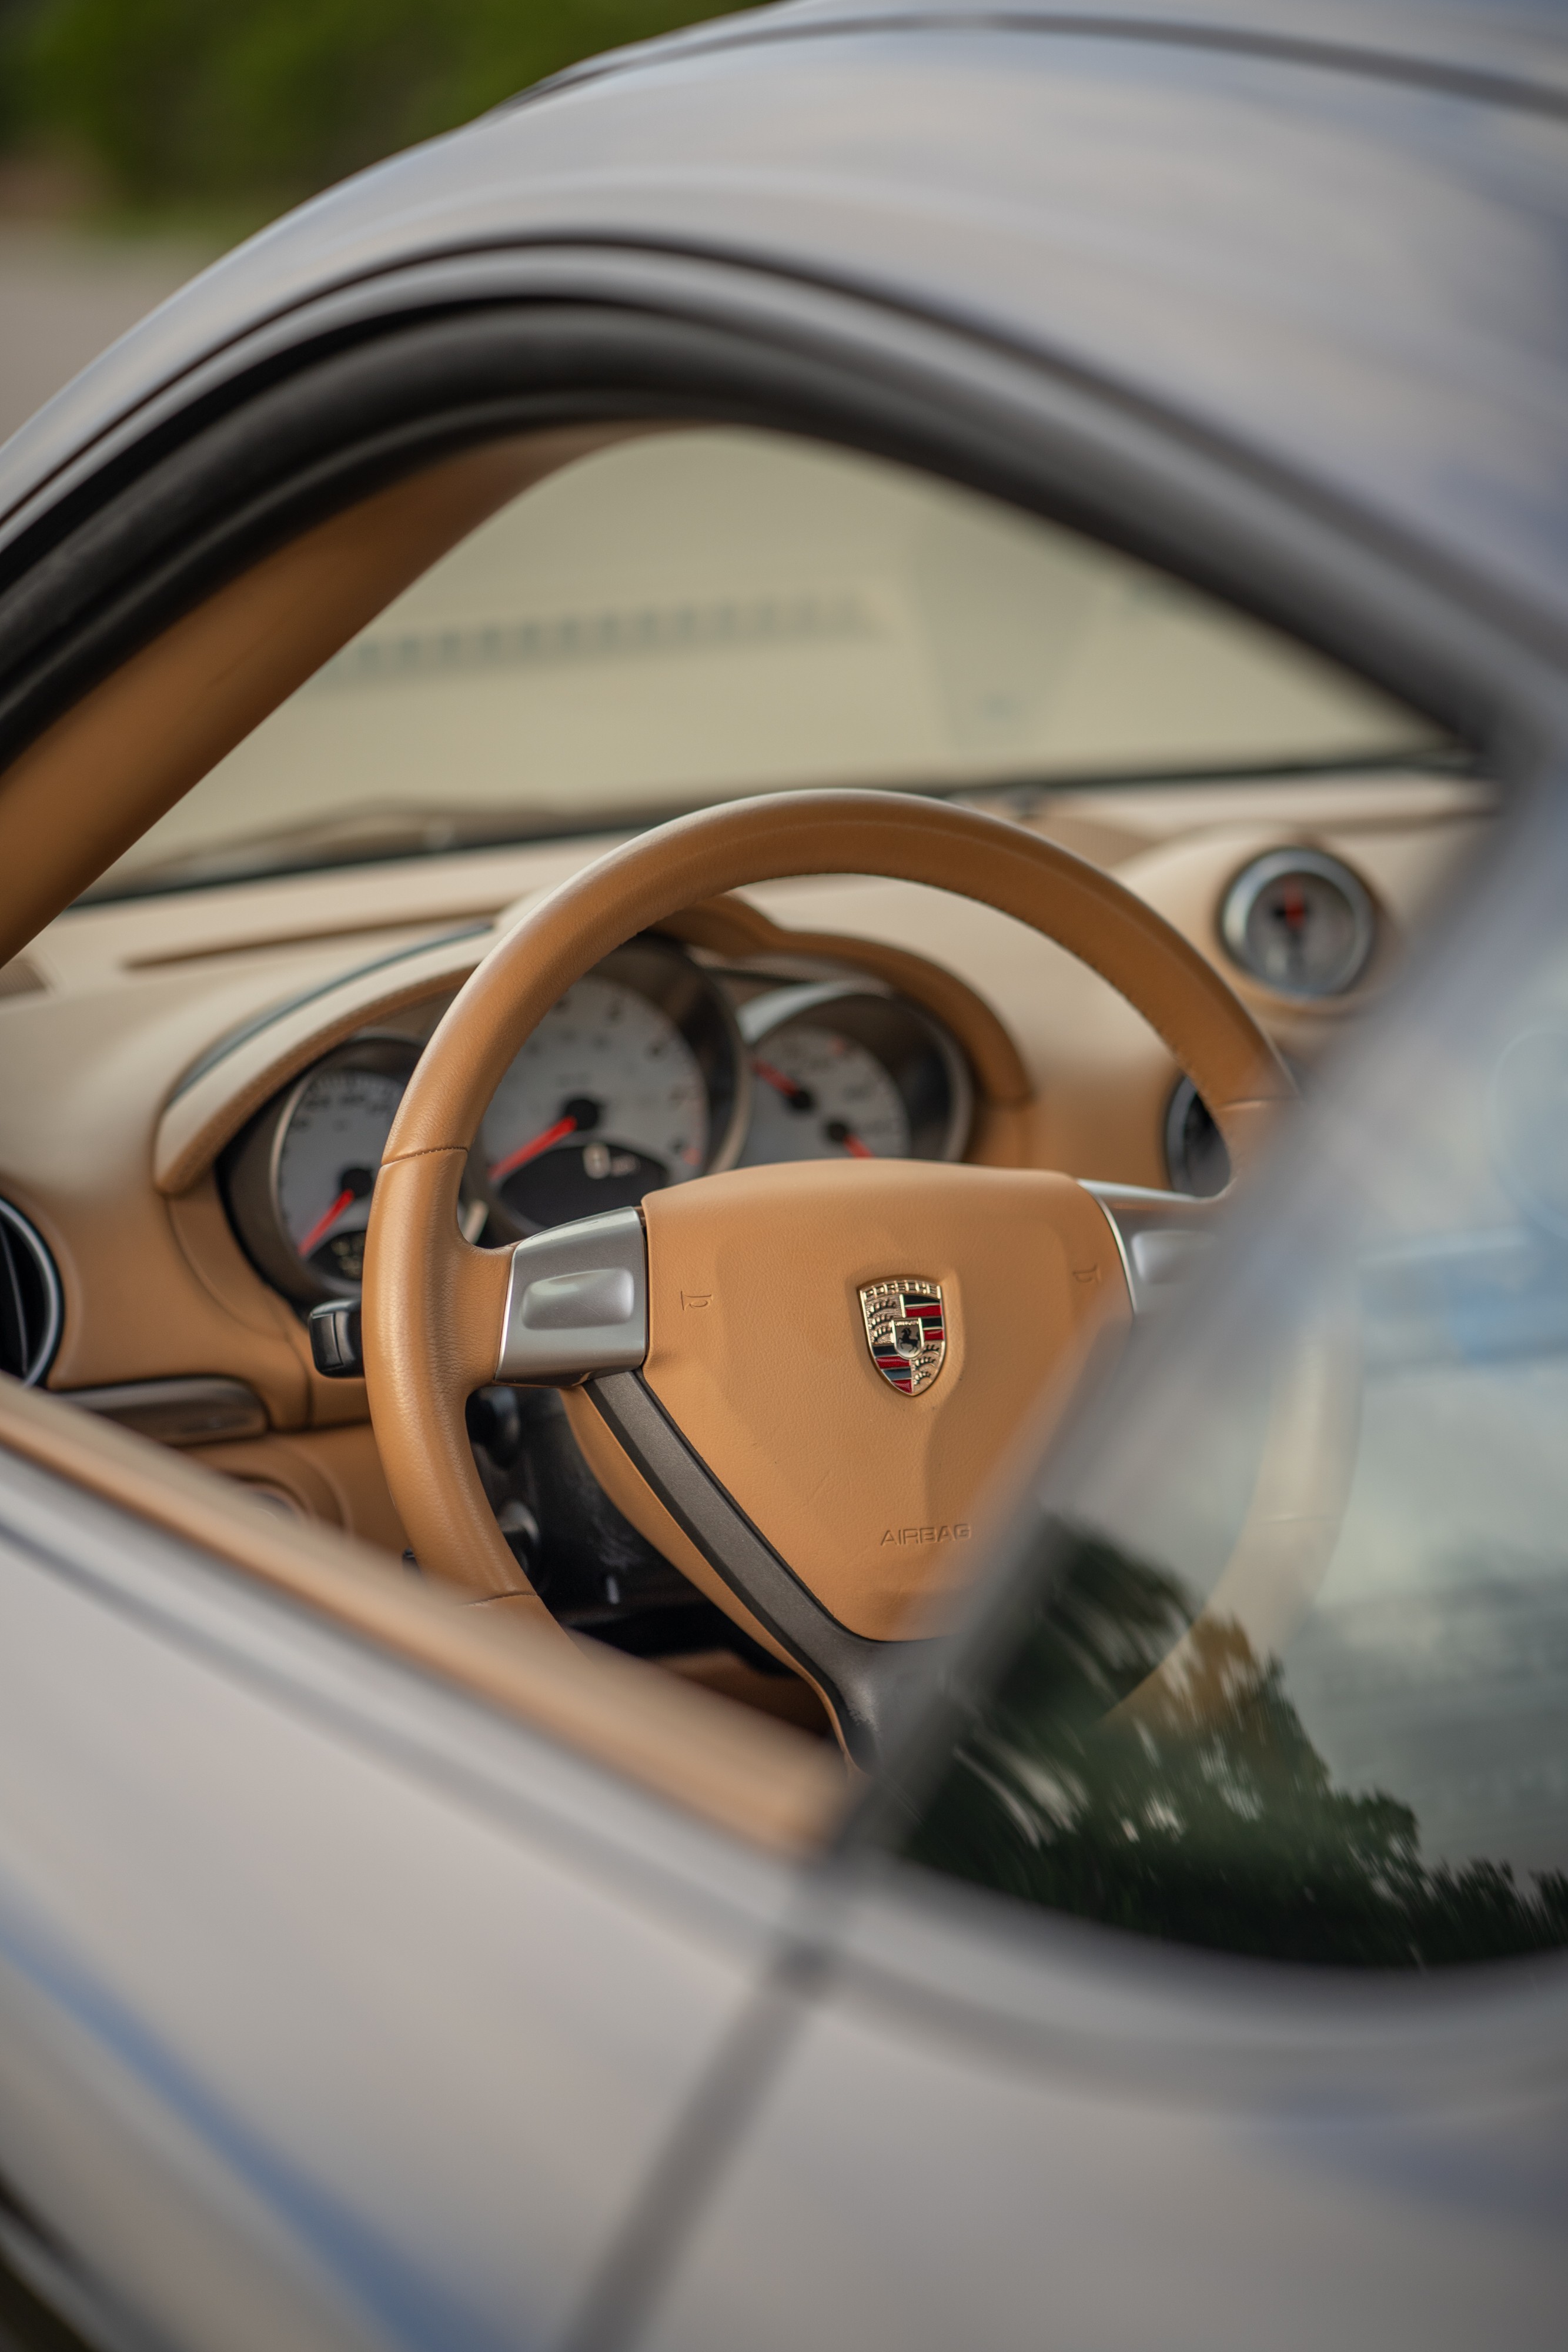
left=0, top=1, right=1566, bottom=637
left=637, top=1866, right=1568, bottom=2351
left=0, top=1445, right=801, bottom=2348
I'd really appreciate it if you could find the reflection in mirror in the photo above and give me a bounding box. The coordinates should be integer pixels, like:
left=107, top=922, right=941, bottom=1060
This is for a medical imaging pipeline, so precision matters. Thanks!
left=912, top=1526, right=1568, bottom=1967
left=905, top=816, right=1568, bottom=1967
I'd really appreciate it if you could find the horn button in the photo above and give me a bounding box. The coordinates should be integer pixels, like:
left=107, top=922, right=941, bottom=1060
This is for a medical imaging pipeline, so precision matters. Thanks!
left=634, top=1159, right=1129, bottom=1642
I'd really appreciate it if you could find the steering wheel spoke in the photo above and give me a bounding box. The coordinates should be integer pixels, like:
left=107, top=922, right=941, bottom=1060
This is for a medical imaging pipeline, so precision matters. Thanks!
left=496, top=1208, right=649, bottom=1385
left=1083, top=1181, right=1223, bottom=1314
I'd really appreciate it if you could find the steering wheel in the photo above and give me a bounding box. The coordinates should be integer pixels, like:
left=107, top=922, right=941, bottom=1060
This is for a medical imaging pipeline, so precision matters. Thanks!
left=363, top=791, right=1295, bottom=1760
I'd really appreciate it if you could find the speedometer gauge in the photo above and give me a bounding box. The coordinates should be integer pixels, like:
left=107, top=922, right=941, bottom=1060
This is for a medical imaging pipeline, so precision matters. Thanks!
left=276, top=1063, right=406, bottom=1287
left=222, top=1036, right=422, bottom=1307
left=477, top=940, right=747, bottom=1237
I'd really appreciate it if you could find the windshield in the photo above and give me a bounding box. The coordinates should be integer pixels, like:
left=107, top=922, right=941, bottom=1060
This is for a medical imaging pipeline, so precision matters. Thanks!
left=88, top=426, right=1446, bottom=900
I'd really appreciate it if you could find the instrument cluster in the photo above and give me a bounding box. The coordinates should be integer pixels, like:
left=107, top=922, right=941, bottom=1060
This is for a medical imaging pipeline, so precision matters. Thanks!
left=221, top=938, right=974, bottom=1308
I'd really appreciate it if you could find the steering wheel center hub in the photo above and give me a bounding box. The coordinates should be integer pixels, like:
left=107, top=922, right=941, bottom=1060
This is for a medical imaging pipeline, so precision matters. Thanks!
left=627, top=1159, right=1130, bottom=1642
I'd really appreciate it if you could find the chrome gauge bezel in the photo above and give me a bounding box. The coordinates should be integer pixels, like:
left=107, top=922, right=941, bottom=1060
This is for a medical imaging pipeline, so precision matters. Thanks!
left=737, top=979, right=974, bottom=1164
left=221, top=1034, right=424, bottom=1308
left=475, top=937, right=750, bottom=1245
left=1219, top=846, right=1377, bottom=1000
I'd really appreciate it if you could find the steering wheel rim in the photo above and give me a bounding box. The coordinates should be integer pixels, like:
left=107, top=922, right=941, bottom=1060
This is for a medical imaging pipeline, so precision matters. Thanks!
left=363, top=791, right=1294, bottom=1753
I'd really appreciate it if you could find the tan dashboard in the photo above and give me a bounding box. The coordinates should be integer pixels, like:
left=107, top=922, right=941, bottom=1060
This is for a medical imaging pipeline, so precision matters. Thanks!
left=0, top=764, right=1490, bottom=1549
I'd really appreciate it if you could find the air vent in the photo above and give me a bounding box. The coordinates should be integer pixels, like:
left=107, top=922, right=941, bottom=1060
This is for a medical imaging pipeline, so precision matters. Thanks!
left=0, top=1201, right=62, bottom=1385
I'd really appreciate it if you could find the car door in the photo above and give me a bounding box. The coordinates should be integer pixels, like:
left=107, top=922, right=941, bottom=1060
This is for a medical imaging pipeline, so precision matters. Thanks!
left=0, top=1424, right=813, bottom=2352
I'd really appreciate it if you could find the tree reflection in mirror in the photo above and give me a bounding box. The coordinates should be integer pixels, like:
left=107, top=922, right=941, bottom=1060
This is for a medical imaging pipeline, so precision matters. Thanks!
left=904, top=808, right=1568, bottom=1970
left=912, top=1527, right=1568, bottom=1967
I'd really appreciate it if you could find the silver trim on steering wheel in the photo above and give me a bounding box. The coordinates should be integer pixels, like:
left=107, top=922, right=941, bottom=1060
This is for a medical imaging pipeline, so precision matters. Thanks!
left=496, top=1207, right=649, bottom=1385
left=1084, top=1181, right=1220, bottom=1314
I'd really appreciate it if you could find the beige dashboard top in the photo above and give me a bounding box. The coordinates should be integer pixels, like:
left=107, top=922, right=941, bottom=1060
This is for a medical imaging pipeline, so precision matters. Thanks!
left=0, top=765, right=1490, bottom=1462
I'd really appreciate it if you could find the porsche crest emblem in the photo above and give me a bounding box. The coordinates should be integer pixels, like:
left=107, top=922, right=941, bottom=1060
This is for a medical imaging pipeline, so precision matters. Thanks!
left=859, top=1278, right=947, bottom=1396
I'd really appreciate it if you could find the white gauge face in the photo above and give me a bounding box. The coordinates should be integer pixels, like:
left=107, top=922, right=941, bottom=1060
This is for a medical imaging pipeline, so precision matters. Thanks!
left=276, top=1064, right=406, bottom=1286
left=481, top=975, right=710, bottom=1230
left=741, top=1023, right=911, bottom=1164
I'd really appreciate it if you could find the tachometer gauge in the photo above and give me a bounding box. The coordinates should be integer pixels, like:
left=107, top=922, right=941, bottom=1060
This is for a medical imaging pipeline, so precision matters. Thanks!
left=477, top=940, right=747, bottom=1237
left=737, top=983, right=971, bottom=1167
left=222, top=1037, right=422, bottom=1306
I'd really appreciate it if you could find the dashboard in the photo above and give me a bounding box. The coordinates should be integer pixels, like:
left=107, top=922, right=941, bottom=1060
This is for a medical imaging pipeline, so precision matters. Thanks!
left=218, top=937, right=975, bottom=1312
left=0, top=764, right=1493, bottom=1641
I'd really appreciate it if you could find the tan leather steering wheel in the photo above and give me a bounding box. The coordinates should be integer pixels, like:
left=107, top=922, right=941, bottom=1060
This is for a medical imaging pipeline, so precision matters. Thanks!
left=364, top=791, right=1293, bottom=1758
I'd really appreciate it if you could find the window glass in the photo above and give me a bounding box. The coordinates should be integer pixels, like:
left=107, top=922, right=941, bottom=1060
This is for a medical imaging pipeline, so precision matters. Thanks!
left=905, top=813, right=1568, bottom=1967
left=93, top=426, right=1437, bottom=897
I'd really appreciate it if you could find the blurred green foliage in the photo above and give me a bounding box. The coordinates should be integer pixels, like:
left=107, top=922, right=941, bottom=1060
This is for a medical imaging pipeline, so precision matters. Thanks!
left=910, top=1527, right=1568, bottom=1969
left=0, top=0, right=755, bottom=216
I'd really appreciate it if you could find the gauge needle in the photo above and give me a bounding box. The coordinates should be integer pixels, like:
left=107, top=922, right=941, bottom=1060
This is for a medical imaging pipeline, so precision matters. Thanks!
left=753, top=1057, right=815, bottom=1112
left=824, top=1119, right=875, bottom=1160
left=755, top=1057, right=873, bottom=1155
left=299, top=1187, right=357, bottom=1257
left=489, top=1113, right=578, bottom=1185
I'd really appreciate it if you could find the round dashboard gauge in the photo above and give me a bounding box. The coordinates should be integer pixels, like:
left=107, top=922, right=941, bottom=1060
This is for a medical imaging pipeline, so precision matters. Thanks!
left=276, top=1063, right=405, bottom=1286
left=1166, top=1048, right=1308, bottom=1197
left=222, top=1036, right=422, bottom=1306
left=746, top=1026, right=911, bottom=1163
left=737, top=983, right=972, bottom=1167
left=477, top=939, right=747, bottom=1238
left=1219, top=848, right=1376, bottom=999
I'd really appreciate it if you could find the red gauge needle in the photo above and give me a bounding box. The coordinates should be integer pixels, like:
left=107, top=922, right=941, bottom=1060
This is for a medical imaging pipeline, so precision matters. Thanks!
left=489, top=1114, right=577, bottom=1185
left=753, top=1059, right=872, bottom=1154
left=299, top=1188, right=356, bottom=1258
left=753, top=1057, right=814, bottom=1110
left=819, top=1115, right=874, bottom=1160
